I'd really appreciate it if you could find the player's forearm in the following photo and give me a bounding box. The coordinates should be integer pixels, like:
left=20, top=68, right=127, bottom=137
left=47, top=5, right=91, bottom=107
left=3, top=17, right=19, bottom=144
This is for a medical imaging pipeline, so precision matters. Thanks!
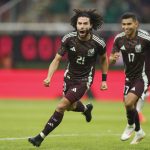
left=100, top=56, right=108, bottom=74
left=46, top=54, right=62, bottom=79
left=47, top=59, right=60, bottom=79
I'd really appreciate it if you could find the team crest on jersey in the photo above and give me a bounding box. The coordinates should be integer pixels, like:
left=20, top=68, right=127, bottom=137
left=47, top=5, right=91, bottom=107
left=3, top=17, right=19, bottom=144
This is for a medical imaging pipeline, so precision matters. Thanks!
left=135, top=44, right=142, bottom=53
left=87, top=48, right=95, bottom=56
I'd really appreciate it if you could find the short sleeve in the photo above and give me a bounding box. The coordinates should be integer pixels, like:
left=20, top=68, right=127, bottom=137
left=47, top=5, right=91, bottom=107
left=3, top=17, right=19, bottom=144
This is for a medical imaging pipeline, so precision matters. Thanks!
left=97, top=42, right=106, bottom=55
left=57, top=35, right=68, bottom=56
left=92, top=34, right=106, bottom=55
left=112, top=36, right=120, bottom=53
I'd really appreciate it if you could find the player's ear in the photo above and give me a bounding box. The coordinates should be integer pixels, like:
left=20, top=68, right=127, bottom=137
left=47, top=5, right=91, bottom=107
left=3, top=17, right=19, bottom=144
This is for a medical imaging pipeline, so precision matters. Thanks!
left=135, top=20, right=139, bottom=28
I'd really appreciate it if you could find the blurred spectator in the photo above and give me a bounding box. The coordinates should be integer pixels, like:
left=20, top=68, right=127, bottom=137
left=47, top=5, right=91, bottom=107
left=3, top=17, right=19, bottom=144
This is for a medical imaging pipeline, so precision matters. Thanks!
left=0, top=0, right=10, bottom=6
left=45, top=0, right=70, bottom=22
left=104, top=0, right=130, bottom=23
left=0, top=35, right=13, bottom=69
left=139, top=0, right=150, bottom=23
left=70, top=0, right=109, bottom=16
left=126, top=0, right=150, bottom=23
left=0, top=0, right=150, bottom=23
left=0, top=0, right=11, bottom=22
left=48, top=0, right=70, bottom=14
left=79, top=0, right=98, bottom=9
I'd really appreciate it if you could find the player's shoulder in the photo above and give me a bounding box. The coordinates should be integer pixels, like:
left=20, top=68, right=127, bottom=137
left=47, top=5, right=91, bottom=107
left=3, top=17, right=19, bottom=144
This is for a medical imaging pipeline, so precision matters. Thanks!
left=62, top=31, right=77, bottom=42
left=114, top=32, right=125, bottom=41
left=138, top=29, right=150, bottom=41
left=138, top=29, right=149, bottom=35
left=92, top=31, right=106, bottom=48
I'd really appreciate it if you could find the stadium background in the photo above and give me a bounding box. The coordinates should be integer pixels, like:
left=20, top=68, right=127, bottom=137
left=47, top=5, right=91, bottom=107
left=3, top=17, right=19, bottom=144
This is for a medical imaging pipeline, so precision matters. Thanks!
left=0, top=0, right=149, bottom=101
left=0, top=1, right=150, bottom=150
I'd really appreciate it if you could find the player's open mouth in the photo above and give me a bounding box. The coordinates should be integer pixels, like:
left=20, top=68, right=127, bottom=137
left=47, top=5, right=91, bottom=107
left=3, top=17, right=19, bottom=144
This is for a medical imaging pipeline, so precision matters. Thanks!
left=79, top=30, right=86, bottom=35
left=79, top=31, right=85, bottom=34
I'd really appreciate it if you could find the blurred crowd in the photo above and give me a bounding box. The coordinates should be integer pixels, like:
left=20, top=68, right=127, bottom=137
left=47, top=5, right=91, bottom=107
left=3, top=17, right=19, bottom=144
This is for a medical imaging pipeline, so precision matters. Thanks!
left=0, top=0, right=149, bottom=69
left=0, top=0, right=149, bottom=23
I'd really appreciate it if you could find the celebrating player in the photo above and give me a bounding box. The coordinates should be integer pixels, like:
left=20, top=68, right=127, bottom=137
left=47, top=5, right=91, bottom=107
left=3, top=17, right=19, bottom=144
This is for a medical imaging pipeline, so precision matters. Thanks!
left=28, top=9, right=108, bottom=147
left=109, top=12, right=149, bottom=144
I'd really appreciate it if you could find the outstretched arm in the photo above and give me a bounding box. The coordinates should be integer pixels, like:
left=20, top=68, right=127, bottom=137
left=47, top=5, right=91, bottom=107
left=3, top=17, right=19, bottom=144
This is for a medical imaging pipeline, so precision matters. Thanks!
left=43, top=53, right=62, bottom=87
left=99, top=52, right=108, bottom=90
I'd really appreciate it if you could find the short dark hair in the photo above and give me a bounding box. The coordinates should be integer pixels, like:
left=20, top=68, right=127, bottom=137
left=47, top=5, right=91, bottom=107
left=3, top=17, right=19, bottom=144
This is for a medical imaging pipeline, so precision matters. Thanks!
left=121, top=12, right=138, bottom=21
left=70, top=9, right=103, bottom=30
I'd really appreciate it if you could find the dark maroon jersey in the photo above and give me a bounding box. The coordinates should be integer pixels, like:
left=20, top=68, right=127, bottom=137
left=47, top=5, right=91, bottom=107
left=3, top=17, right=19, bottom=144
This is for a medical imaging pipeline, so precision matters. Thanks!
left=112, top=29, right=150, bottom=80
left=58, top=31, right=106, bottom=83
left=136, top=30, right=150, bottom=72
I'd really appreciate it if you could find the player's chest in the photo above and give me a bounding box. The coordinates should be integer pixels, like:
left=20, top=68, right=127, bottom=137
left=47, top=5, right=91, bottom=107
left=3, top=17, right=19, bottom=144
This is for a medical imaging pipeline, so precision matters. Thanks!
left=68, top=40, right=97, bottom=57
left=119, top=38, right=144, bottom=54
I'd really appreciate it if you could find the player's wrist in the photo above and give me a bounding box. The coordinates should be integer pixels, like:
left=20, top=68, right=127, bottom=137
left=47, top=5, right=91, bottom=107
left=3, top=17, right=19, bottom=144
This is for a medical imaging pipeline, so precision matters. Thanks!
left=102, top=74, right=107, bottom=81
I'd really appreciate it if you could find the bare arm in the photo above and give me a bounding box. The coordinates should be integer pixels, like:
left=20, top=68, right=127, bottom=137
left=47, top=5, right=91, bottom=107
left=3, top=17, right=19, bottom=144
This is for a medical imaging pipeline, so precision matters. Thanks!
left=99, top=52, right=108, bottom=90
left=100, top=52, right=108, bottom=75
left=43, top=53, right=62, bottom=87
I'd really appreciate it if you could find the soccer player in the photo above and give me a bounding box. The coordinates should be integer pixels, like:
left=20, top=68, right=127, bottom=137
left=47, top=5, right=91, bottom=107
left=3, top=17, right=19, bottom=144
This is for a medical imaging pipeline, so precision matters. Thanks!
left=109, top=12, right=149, bottom=144
left=28, top=9, right=108, bottom=147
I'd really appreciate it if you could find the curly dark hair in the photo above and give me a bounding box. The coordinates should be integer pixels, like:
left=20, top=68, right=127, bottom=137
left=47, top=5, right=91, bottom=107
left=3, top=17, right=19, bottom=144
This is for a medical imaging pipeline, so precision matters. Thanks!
left=70, top=9, right=103, bottom=30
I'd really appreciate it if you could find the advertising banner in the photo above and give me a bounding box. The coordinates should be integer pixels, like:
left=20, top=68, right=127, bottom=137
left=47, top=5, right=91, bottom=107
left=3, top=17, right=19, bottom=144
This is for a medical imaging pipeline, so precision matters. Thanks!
left=0, top=32, right=123, bottom=67
left=0, top=70, right=149, bottom=102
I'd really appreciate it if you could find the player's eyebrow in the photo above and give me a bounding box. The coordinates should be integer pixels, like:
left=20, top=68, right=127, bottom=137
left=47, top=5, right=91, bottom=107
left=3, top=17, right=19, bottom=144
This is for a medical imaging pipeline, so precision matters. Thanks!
left=122, top=22, right=132, bottom=25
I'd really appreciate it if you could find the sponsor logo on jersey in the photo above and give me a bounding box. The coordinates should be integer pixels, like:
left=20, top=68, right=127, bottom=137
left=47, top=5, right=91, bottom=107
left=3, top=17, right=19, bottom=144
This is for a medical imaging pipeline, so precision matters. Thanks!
left=70, top=47, right=76, bottom=52
left=131, top=87, right=135, bottom=91
left=135, top=44, right=142, bottom=53
left=120, top=45, right=126, bottom=51
left=87, top=48, right=95, bottom=56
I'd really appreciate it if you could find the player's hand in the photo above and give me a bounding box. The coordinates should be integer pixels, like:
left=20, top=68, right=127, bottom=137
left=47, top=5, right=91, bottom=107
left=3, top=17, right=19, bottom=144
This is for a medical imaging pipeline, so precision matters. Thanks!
left=109, top=52, right=120, bottom=64
left=113, top=52, right=120, bottom=60
left=100, top=81, right=108, bottom=90
left=43, top=78, right=50, bottom=87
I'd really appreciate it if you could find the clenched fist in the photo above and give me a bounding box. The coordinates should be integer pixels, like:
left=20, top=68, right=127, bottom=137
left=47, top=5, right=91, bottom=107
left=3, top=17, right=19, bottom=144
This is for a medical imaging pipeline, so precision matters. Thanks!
left=43, top=78, right=50, bottom=87
left=100, top=81, right=108, bottom=90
